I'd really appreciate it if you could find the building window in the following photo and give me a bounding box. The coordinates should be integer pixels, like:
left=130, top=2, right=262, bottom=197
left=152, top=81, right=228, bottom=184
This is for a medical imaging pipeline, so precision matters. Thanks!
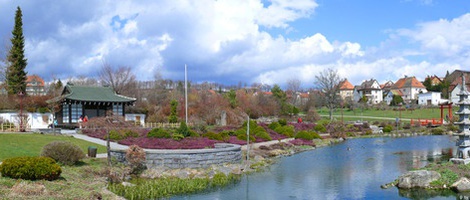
left=113, top=104, right=123, bottom=116
left=70, top=104, right=82, bottom=123
left=62, top=105, right=69, bottom=123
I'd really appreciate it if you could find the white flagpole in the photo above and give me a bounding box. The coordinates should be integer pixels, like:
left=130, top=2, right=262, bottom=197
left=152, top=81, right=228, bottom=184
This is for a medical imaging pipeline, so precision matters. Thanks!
left=185, top=64, right=188, bottom=124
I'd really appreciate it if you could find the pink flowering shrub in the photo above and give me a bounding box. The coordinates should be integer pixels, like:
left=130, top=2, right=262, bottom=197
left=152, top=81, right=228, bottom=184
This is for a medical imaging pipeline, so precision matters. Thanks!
left=118, top=137, right=218, bottom=149
left=289, top=139, right=315, bottom=146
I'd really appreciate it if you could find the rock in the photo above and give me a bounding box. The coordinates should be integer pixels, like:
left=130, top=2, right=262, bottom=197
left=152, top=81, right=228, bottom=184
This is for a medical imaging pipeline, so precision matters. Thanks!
left=121, top=182, right=136, bottom=187
left=451, top=177, right=470, bottom=192
left=397, top=170, right=441, bottom=189
left=175, top=170, right=190, bottom=179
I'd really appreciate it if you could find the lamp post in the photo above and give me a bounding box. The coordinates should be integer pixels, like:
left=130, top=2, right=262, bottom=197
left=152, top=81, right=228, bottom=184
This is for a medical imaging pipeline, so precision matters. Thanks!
left=18, top=91, right=25, bottom=132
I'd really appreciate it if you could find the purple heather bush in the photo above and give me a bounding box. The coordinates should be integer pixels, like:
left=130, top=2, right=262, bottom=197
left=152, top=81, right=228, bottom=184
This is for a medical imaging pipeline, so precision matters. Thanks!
left=289, top=138, right=315, bottom=146
left=118, top=137, right=218, bottom=149
left=288, top=122, right=315, bottom=132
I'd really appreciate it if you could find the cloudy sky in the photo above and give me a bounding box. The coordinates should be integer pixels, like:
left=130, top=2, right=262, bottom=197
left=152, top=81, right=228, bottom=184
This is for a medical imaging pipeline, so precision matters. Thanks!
left=0, top=0, right=468, bottom=88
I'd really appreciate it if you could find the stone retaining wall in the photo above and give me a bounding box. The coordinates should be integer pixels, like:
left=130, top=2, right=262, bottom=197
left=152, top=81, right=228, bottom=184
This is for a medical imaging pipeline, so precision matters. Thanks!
left=110, top=143, right=242, bottom=169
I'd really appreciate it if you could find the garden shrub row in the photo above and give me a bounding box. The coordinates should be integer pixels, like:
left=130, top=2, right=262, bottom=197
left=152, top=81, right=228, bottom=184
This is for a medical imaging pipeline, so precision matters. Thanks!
left=0, top=156, right=62, bottom=180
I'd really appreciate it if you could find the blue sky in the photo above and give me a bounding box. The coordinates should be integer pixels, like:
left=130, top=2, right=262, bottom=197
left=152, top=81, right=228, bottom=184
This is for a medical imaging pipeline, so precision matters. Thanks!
left=0, top=0, right=468, bottom=88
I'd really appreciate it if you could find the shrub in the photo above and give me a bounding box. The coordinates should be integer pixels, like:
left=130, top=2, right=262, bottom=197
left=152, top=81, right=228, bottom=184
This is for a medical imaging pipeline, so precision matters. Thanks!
left=0, top=156, right=61, bottom=180
left=203, top=131, right=229, bottom=141
left=431, top=127, right=445, bottom=135
left=268, top=122, right=281, bottom=130
left=383, top=125, right=393, bottom=133
left=108, top=130, right=125, bottom=140
left=220, top=130, right=236, bottom=136
left=177, top=121, right=192, bottom=137
left=125, top=145, right=146, bottom=175
left=172, top=133, right=185, bottom=141
left=402, top=123, right=411, bottom=130
left=124, top=129, right=139, bottom=138
left=274, top=126, right=295, bottom=137
left=236, top=132, right=256, bottom=142
left=41, top=141, right=85, bottom=165
left=278, top=119, right=287, bottom=126
left=147, top=128, right=171, bottom=138
left=295, top=131, right=313, bottom=140
left=254, top=129, right=272, bottom=141
left=314, top=124, right=327, bottom=133
left=295, top=131, right=321, bottom=140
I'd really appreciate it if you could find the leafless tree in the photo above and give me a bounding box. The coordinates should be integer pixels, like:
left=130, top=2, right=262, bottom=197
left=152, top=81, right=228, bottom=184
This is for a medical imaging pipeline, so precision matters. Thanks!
left=99, top=62, right=136, bottom=96
left=69, top=75, right=99, bottom=86
left=314, top=68, right=342, bottom=121
left=287, top=78, right=301, bottom=106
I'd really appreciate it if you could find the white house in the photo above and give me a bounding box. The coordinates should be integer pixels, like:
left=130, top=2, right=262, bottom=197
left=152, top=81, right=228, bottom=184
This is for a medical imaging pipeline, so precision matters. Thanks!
left=357, top=79, right=383, bottom=104
left=418, top=92, right=442, bottom=106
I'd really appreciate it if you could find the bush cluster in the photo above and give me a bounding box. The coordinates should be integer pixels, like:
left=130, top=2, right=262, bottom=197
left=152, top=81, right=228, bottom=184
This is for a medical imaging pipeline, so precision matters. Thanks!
left=431, top=127, right=445, bottom=135
left=383, top=125, right=393, bottom=133
left=235, top=120, right=271, bottom=141
left=203, top=131, right=230, bottom=141
left=0, top=156, right=62, bottom=180
left=147, top=128, right=171, bottom=138
left=41, top=141, right=85, bottom=165
left=274, top=125, right=295, bottom=137
left=108, top=129, right=140, bottom=141
left=268, top=122, right=281, bottom=130
left=295, top=131, right=321, bottom=140
left=314, top=124, right=327, bottom=133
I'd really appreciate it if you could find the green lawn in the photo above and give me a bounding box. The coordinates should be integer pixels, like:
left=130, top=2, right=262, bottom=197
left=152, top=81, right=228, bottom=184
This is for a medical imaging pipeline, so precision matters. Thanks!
left=317, top=106, right=457, bottom=122
left=0, top=133, right=107, bottom=161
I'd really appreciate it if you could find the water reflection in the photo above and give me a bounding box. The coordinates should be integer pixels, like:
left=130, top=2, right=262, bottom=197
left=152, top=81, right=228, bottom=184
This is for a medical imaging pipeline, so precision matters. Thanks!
left=173, top=135, right=458, bottom=200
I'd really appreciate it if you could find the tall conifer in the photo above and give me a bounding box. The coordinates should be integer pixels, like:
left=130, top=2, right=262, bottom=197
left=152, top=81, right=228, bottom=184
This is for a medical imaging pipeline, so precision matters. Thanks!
left=6, top=6, right=27, bottom=95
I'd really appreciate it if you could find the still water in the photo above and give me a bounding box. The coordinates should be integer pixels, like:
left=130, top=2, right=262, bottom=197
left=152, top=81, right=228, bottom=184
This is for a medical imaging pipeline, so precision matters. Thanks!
left=174, top=135, right=459, bottom=200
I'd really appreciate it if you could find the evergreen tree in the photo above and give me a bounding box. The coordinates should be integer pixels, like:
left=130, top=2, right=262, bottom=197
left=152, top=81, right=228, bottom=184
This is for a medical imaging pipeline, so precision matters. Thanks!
left=6, top=6, right=27, bottom=95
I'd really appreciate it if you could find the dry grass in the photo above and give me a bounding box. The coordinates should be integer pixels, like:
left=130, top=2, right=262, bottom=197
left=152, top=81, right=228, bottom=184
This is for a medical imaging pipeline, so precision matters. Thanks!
left=0, top=158, right=125, bottom=200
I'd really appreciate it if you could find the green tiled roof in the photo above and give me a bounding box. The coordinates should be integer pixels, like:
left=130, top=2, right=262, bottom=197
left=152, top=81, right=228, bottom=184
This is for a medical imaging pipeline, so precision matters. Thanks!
left=62, top=84, right=136, bottom=103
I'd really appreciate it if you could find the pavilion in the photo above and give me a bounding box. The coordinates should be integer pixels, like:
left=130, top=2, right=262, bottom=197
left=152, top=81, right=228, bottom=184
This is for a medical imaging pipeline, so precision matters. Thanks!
left=50, top=83, right=136, bottom=126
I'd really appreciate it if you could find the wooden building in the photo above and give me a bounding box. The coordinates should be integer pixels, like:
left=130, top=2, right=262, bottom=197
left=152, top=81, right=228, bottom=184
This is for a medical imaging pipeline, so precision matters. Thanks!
left=51, top=83, right=136, bottom=126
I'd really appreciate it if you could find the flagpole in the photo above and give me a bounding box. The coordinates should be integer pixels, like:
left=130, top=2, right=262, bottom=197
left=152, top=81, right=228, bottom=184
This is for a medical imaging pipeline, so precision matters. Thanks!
left=185, top=64, right=188, bottom=124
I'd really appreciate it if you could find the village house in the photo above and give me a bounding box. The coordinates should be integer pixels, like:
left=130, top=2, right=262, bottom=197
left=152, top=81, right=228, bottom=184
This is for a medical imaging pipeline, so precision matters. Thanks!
left=391, top=76, right=427, bottom=104
left=418, top=92, right=442, bottom=106
left=356, top=79, right=383, bottom=104
left=26, top=75, right=46, bottom=96
left=448, top=70, right=470, bottom=103
left=338, top=79, right=354, bottom=100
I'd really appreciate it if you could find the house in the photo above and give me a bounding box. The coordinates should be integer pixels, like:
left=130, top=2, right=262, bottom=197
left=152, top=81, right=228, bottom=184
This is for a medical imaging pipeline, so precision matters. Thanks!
left=383, top=90, right=402, bottom=105
left=450, top=74, right=470, bottom=103
left=391, top=76, right=427, bottom=103
left=357, top=79, right=383, bottom=104
left=418, top=92, right=442, bottom=106
left=447, top=70, right=470, bottom=103
left=380, top=80, right=394, bottom=94
left=26, top=75, right=46, bottom=96
left=338, top=79, right=354, bottom=100
left=50, top=83, right=136, bottom=126
left=425, top=75, right=442, bottom=86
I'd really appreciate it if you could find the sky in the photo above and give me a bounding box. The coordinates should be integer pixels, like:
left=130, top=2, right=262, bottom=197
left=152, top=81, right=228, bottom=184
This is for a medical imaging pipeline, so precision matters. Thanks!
left=0, top=0, right=469, bottom=88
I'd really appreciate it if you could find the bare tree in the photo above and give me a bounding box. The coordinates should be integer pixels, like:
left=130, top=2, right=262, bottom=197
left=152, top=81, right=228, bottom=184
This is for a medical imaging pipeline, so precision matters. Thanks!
left=287, top=78, right=301, bottom=105
left=314, top=68, right=342, bottom=121
left=99, top=62, right=136, bottom=96
left=69, top=75, right=99, bottom=86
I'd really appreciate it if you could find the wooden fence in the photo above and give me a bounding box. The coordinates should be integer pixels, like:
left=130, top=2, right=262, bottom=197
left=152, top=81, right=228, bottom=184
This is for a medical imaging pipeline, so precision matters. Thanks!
left=0, top=123, right=30, bottom=132
left=140, top=122, right=193, bottom=129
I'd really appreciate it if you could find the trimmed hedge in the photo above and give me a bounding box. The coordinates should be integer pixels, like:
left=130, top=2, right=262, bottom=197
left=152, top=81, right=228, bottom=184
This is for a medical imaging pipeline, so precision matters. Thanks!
left=0, top=156, right=61, bottom=180
left=295, top=131, right=321, bottom=140
left=147, top=128, right=171, bottom=138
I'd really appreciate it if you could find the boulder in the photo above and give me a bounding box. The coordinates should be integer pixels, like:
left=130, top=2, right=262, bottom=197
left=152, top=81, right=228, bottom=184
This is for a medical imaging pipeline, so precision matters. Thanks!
left=397, top=170, right=441, bottom=189
left=451, top=177, right=470, bottom=192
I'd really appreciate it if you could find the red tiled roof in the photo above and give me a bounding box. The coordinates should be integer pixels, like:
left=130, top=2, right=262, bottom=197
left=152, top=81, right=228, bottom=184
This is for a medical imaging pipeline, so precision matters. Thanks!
left=338, top=79, right=354, bottom=90
left=26, top=75, right=45, bottom=87
left=392, top=76, right=425, bottom=89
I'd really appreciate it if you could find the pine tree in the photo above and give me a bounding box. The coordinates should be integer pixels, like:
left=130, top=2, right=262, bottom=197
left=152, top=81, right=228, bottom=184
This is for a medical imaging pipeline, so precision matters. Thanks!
left=6, top=6, right=27, bottom=95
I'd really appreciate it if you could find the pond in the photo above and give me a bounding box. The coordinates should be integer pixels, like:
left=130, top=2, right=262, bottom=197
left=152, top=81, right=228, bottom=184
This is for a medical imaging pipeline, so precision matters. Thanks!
left=172, top=135, right=461, bottom=200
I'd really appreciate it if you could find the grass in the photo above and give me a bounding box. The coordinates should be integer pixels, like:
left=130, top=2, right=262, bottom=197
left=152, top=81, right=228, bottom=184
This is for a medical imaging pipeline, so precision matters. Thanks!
left=108, top=173, right=240, bottom=200
left=0, top=158, right=122, bottom=200
left=0, top=133, right=107, bottom=161
left=317, top=106, right=457, bottom=122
